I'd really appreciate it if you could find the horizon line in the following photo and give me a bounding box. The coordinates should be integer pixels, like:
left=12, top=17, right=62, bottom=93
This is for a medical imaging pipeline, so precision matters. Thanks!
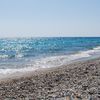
left=0, top=36, right=100, bottom=39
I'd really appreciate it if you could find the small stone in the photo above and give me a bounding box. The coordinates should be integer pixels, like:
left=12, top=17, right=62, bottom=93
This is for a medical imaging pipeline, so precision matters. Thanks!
left=88, top=87, right=97, bottom=94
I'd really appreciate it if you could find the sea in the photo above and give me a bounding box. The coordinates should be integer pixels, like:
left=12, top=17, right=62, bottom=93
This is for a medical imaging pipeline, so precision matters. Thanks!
left=0, top=37, right=100, bottom=76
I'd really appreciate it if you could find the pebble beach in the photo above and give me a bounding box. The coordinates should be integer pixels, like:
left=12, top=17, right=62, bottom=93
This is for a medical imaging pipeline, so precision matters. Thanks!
left=0, top=58, right=99, bottom=100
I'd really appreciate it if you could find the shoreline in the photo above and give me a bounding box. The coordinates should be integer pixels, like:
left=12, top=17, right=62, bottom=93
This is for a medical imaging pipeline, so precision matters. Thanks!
left=0, top=56, right=98, bottom=82
left=0, top=57, right=99, bottom=99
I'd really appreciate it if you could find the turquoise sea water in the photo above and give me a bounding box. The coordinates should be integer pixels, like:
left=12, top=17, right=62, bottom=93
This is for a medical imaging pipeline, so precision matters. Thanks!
left=0, top=37, right=100, bottom=75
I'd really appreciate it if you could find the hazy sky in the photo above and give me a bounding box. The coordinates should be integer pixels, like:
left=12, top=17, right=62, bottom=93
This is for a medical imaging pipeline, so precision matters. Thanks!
left=0, top=0, right=100, bottom=37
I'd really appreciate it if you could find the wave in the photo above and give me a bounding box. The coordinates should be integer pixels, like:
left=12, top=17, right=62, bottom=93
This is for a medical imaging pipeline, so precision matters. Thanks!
left=80, top=46, right=100, bottom=55
left=0, top=55, right=9, bottom=58
left=0, top=53, right=24, bottom=59
left=31, top=46, right=100, bottom=68
left=0, top=46, right=100, bottom=76
left=93, top=46, right=100, bottom=50
left=0, top=67, right=38, bottom=75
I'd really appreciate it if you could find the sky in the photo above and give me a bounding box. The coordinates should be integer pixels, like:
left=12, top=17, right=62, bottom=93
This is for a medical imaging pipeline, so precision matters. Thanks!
left=0, top=0, right=100, bottom=37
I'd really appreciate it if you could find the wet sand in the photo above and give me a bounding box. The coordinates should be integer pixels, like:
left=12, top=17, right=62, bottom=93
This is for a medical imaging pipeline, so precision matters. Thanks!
left=0, top=58, right=99, bottom=100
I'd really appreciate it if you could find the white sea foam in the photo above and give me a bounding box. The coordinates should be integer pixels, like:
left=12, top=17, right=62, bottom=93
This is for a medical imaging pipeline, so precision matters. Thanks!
left=0, top=55, right=8, bottom=58
left=0, top=46, right=100, bottom=77
left=0, top=67, right=38, bottom=75
left=81, top=46, right=100, bottom=55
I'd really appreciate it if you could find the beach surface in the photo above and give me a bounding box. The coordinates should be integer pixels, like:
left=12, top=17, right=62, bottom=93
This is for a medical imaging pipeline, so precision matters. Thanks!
left=0, top=58, right=99, bottom=100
